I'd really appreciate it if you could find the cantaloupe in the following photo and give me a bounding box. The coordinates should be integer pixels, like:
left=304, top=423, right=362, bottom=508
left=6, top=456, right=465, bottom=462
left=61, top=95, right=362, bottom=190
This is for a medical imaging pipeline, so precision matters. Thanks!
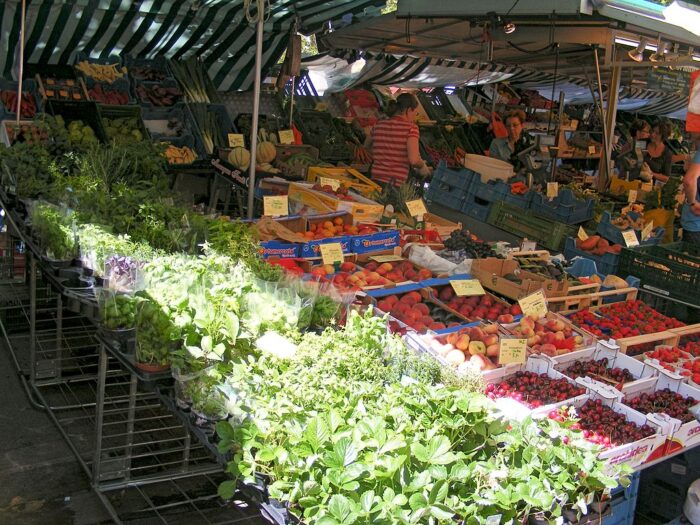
left=228, top=147, right=251, bottom=170
left=256, top=141, right=277, bottom=164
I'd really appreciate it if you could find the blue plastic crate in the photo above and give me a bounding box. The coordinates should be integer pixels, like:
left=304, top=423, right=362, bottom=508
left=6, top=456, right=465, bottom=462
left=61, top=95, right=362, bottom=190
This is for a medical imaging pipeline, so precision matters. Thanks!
left=471, top=178, right=508, bottom=203
left=596, top=211, right=665, bottom=246
left=460, top=190, right=492, bottom=222
left=425, top=186, right=466, bottom=211
left=563, top=237, right=620, bottom=275
left=431, top=161, right=478, bottom=191
left=531, top=188, right=595, bottom=224
left=0, top=78, right=41, bottom=118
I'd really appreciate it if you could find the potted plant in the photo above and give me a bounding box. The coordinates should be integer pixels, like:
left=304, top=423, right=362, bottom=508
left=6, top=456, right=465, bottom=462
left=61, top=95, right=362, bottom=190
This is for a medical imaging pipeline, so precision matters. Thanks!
left=135, top=295, right=178, bottom=372
left=98, top=289, right=139, bottom=353
left=189, top=370, right=228, bottom=432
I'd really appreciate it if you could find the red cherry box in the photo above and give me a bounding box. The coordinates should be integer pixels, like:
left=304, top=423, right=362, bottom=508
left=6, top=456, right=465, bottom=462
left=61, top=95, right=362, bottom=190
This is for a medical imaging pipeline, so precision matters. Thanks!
left=547, top=339, right=658, bottom=394
left=546, top=384, right=671, bottom=471
left=621, top=372, right=700, bottom=457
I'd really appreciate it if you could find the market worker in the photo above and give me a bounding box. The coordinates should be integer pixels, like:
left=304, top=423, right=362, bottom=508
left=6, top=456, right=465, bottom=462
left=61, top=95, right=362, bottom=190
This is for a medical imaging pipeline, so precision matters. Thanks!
left=613, top=119, right=651, bottom=180
left=368, top=93, right=432, bottom=186
left=488, top=109, right=533, bottom=172
left=642, top=122, right=673, bottom=183
left=681, top=135, right=700, bottom=245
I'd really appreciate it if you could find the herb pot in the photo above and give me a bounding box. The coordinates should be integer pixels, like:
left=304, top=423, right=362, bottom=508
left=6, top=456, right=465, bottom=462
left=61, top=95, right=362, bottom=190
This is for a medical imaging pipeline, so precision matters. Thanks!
left=100, top=326, right=136, bottom=355
left=135, top=361, right=170, bottom=373
left=191, top=409, right=226, bottom=433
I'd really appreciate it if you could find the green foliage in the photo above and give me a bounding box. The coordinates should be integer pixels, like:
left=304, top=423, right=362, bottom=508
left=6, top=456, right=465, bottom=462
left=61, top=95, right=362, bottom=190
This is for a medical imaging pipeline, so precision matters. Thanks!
left=30, top=202, right=77, bottom=260
left=0, top=143, right=55, bottom=199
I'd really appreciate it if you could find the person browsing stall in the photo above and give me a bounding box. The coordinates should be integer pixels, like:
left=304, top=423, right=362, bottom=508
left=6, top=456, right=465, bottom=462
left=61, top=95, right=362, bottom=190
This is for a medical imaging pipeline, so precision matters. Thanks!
left=368, top=93, right=432, bottom=186
left=682, top=136, right=700, bottom=245
left=614, top=119, right=651, bottom=181
left=488, top=109, right=533, bottom=171
left=643, top=122, right=673, bottom=183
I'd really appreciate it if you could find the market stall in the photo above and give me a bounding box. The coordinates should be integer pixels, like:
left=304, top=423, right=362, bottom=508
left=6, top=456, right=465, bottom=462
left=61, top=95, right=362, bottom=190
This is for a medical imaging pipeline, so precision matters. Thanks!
left=0, top=0, right=699, bottom=524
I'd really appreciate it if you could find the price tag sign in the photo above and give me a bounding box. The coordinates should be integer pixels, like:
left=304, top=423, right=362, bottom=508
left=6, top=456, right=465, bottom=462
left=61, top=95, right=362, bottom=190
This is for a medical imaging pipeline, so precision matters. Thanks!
left=227, top=133, right=245, bottom=148
left=499, top=338, right=528, bottom=365
left=319, top=243, right=344, bottom=265
left=405, top=199, right=428, bottom=217
left=318, top=176, right=340, bottom=191
left=518, top=290, right=548, bottom=319
left=588, top=145, right=596, bottom=155
left=622, top=230, right=639, bottom=247
left=369, top=254, right=404, bottom=263
left=278, top=129, right=295, bottom=144
left=263, top=195, right=289, bottom=217
left=577, top=227, right=589, bottom=241
left=641, top=182, right=653, bottom=192
left=450, top=279, right=485, bottom=296
left=546, top=182, right=559, bottom=199
left=628, top=189, right=638, bottom=203
left=641, top=221, right=654, bottom=241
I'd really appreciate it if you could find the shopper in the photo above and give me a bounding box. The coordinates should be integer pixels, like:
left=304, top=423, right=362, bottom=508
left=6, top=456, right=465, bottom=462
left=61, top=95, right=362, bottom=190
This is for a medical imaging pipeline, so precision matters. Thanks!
left=643, top=122, right=673, bottom=183
left=488, top=109, right=533, bottom=171
left=614, top=119, right=651, bottom=180
left=682, top=135, right=700, bottom=244
left=368, top=93, right=432, bottom=186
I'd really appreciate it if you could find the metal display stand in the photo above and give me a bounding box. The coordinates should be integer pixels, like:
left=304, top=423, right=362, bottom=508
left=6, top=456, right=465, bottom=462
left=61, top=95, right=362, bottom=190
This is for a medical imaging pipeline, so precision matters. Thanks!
left=0, top=192, right=264, bottom=524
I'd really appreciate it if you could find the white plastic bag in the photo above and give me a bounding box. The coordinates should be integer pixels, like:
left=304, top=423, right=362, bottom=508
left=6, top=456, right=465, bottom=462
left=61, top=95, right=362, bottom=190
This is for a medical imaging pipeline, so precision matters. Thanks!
left=407, top=244, right=457, bottom=274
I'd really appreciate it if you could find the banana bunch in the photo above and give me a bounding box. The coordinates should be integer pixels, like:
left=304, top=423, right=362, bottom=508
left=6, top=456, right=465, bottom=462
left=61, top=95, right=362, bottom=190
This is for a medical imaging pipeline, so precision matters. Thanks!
left=76, top=61, right=127, bottom=84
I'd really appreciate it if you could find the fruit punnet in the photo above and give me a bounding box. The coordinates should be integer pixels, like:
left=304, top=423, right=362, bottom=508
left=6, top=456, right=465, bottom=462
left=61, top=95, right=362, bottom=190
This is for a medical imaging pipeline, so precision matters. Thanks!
left=507, top=315, right=585, bottom=355
left=548, top=399, right=655, bottom=448
left=626, top=389, right=698, bottom=423
left=484, top=371, right=585, bottom=408
left=561, top=358, right=634, bottom=385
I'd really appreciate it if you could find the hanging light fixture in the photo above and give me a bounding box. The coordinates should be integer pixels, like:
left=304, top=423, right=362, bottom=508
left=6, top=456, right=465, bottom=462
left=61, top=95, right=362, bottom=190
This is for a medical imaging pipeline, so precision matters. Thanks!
left=502, top=20, right=516, bottom=34
left=627, top=37, right=649, bottom=62
left=649, top=41, right=669, bottom=62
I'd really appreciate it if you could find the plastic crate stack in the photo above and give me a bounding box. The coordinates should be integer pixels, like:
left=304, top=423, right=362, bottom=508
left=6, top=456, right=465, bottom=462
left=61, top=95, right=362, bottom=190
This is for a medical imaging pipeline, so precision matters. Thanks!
left=424, top=162, right=477, bottom=212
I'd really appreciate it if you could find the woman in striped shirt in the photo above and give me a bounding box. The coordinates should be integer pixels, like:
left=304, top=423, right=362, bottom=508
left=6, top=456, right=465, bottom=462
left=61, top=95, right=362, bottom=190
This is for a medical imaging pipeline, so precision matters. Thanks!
left=368, top=93, right=432, bottom=186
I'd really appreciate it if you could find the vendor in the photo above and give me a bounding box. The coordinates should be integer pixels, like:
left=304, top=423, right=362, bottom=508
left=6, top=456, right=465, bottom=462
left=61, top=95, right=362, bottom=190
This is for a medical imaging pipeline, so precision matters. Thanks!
left=368, top=93, right=432, bottom=186
left=488, top=109, right=533, bottom=172
left=682, top=136, right=700, bottom=245
left=614, top=119, right=650, bottom=181
left=643, top=122, right=673, bottom=183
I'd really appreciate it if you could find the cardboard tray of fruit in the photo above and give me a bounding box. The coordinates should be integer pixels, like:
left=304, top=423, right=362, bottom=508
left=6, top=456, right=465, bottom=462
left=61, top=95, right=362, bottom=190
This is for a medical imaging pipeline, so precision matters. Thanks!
left=355, top=255, right=434, bottom=284
left=546, top=388, right=671, bottom=471
left=365, top=284, right=473, bottom=333
left=481, top=356, right=590, bottom=416
left=306, top=166, right=382, bottom=198
left=287, top=181, right=384, bottom=224
left=621, top=373, right=700, bottom=455
left=501, top=312, right=598, bottom=357
left=403, top=322, right=515, bottom=375
left=470, top=257, right=569, bottom=300
left=546, top=339, right=658, bottom=394
left=546, top=286, right=639, bottom=315
left=423, top=277, right=520, bottom=324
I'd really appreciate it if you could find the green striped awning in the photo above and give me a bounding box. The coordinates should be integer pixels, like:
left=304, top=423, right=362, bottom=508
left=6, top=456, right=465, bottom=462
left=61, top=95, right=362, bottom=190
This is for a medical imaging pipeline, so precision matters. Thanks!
left=0, top=0, right=385, bottom=91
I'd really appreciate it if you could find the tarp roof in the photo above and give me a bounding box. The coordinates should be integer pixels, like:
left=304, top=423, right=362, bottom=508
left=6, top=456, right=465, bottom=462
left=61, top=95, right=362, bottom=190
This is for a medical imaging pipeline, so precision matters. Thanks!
left=0, top=0, right=385, bottom=91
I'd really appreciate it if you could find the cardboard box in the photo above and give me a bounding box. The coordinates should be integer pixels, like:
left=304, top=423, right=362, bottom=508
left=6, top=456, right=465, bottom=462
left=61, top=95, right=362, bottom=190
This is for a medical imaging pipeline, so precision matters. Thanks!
left=350, top=229, right=400, bottom=254
left=258, top=241, right=300, bottom=259
left=470, top=258, right=569, bottom=300
left=299, top=236, right=352, bottom=259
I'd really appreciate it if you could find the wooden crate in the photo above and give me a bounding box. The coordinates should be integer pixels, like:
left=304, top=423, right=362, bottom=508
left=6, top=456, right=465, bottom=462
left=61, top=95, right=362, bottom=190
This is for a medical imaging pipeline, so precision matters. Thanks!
left=547, top=287, right=638, bottom=314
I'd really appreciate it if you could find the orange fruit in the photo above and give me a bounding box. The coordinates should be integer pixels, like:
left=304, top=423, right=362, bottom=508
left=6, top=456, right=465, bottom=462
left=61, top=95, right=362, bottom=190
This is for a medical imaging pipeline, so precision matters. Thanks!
left=309, top=223, right=317, bottom=232
left=333, top=217, right=344, bottom=226
left=323, top=220, right=334, bottom=230
left=303, top=231, right=314, bottom=239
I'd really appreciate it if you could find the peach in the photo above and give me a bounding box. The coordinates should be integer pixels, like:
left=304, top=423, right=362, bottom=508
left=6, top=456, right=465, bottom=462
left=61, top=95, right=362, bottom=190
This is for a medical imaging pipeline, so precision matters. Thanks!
left=486, top=344, right=500, bottom=357
left=483, top=334, right=499, bottom=347
left=540, top=343, right=557, bottom=356
left=456, top=334, right=471, bottom=351
left=497, top=314, right=514, bottom=324
left=468, top=341, right=486, bottom=355
left=468, top=327, right=485, bottom=341
left=446, top=332, right=459, bottom=346
left=483, top=323, right=499, bottom=334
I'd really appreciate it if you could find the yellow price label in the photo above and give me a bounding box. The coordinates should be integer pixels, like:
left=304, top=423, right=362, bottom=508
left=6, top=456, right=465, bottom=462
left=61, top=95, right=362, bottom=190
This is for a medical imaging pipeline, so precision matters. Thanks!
left=263, top=195, right=289, bottom=217
left=369, top=255, right=404, bottom=263
left=278, top=129, right=295, bottom=144
left=227, top=133, right=245, bottom=148
left=588, top=145, right=596, bottom=155
left=546, top=182, right=559, bottom=199
left=450, top=279, right=485, bottom=296
left=318, top=176, right=340, bottom=191
left=499, top=338, right=528, bottom=365
left=641, top=221, right=654, bottom=241
left=622, top=229, right=639, bottom=247
left=628, top=189, right=638, bottom=203
left=518, top=290, right=548, bottom=319
left=405, top=199, right=428, bottom=217
left=577, top=227, right=589, bottom=241
left=319, top=243, right=344, bottom=265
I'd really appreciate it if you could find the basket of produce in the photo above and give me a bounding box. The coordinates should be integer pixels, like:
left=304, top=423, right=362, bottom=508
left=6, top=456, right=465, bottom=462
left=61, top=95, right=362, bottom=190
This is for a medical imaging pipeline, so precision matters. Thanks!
left=169, top=58, right=221, bottom=104
left=28, top=63, right=88, bottom=102
left=75, top=54, right=133, bottom=105
left=124, top=55, right=173, bottom=82
left=47, top=99, right=108, bottom=146
left=141, top=105, right=193, bottom=140
left=0, top=79, right=39, bottom=118
left=134, top=79, right=182, bottom=107
left=98, top=105, right=150, bottom=144
left=596, top=211, right=664, bottom=246
left=294, top=110, right=352, bottom=162
left=186, top=102, right=235, bottom=154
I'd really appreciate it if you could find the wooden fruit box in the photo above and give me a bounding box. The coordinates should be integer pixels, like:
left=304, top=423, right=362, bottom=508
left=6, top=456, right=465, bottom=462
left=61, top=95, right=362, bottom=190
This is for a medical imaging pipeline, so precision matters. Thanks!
left=424, top=212, right=462, bottom=239
left=306, top=166, right=381, bottom=197
left=546, top=287, right=638, bottom=314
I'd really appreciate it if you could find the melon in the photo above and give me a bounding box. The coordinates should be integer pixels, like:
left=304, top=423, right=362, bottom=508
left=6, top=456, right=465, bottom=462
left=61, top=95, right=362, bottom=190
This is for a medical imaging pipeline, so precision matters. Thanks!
left=256, top=141, right=277, bottom=164
left=228, top=147, right=251, bottom=170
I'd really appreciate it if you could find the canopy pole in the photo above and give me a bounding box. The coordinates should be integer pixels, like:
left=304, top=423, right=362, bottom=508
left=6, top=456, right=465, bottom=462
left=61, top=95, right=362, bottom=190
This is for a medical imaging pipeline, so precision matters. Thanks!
left=15, top=0, right=26, bottom=124
left=602, top=64, right=621, bottom=191
left=247, top=11, right=265, bottom=219
left=593, top=48, right=611, bottom=192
